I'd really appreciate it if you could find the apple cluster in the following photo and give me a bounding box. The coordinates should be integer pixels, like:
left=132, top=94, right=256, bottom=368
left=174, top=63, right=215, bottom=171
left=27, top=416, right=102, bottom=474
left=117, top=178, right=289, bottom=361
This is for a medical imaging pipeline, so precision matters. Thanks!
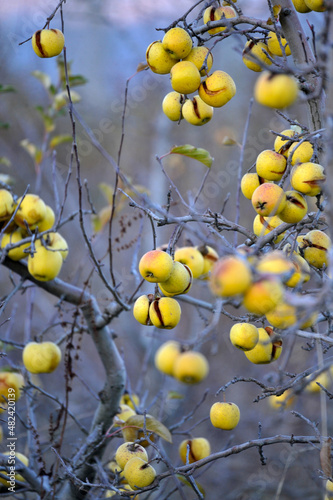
left=0, top=190, right=68, bottom=281
left=241, top=126, right=330, bottom=268
left=146, top=16, right=237, bottom=126
left=208, top=246, right=322, bottom=348
left=154, top=340, right=209, bottom=384
left=244, top=34, right=300, bottom=110
left=133, top=246, right=218, bottom=329
left=230, top=323, right=282, bottom=364
left=292, top=0, right=327, bottom=12
left=107, top=441, right=156, bottom=493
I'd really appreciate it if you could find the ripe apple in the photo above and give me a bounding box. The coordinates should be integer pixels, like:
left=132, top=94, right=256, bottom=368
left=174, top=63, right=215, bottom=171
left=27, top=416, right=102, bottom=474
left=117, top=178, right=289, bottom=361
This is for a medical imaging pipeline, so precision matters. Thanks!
left=209, top=255, right=252, bottom=297
left=182, top=96, right=214, bottom=126
left=179, top=437, right=211, bottom=464
left=274, top=128, right=297, bottom=156
left=203, top=5, right=237, bottom=34
left=210, top=402, right=240, bottom=430
left=162, top=91, right=184, bottom=121
left=138, top=250, right=173, bottom=283
left=254, top=71, right=298, bottom=108
left=183, top=46, right=213, bottom=76
left=241, top=173, right=264, bottom=200
left=22, top=341, right=61, bottom=373
left=146, top=41, right=177, bottom=74
left=298, top=229, right=331, bottom=268
left=158, top=261, right=192, bottom=296
left=266, top=32, right=291, bottom=56
left=229, top=323, right=259, bottom=351
left=290, top=162, right=326, bottom=196
left=162, top=27, right=192, bottom=60
left=170, top=61, right=201, bottom=95
left=123, top=457, right=156, bottom=489
left=288, top=141, right=314, bottom=165
left=304, top=0, right=326, bottom=11
left=133, top=294, right=153, bottom=326
left=253, top=214, right=286, bottom=243
left=14, top=194, right=46, bottom=229
left=244, top=326, right=282, bottom=364
left=196, top=244, right=219, bottom=277
left=173, top=351, right=209, bottom=384
left=149, top=297, right=181, bottom=329
left=242, top=40, right=273, bottom=72
left=255, top=150, right=286, bottom=181
left=0, top=189, right=14, bottom=221
left=1, top=228, right=30, bottom=261
left=268, top=390, right=295, bottom=410
left=0, top=452, right=28, bottom=486
left=154, top=340, right=182, bottom=376
left=199, top=70, right=236, bottom=108
left=243, top=277, right=284, bottom=315
left=27, top=240, right=63, bottom=281
left=115, top=442, right=148, bottom=470
left=251, top=183, right=286, bottom=216
left=292, top=0, right=312, bottom=12
left=174, top=246, right=204, bottom=278
left=278, top=191, right=307, bottom=224
left=0, top=372, right=24, bottom=408
left=32, top=28, right=65, bottom=58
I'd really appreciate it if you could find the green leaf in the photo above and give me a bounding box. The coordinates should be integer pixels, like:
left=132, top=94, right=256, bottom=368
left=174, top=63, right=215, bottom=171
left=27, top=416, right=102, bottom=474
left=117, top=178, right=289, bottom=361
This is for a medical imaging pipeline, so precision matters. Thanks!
left=0, top=85, right=15, bottom=93
left=35, top=107, right=55, bottom=133
left=125, top=415, right=172, bottom=443
left=168, top=145, right=213, bottom=168
left=91, top=214, right=103, bottom=233
left=49, top=135, right=73, bottom=149
left=31, top=70, right=52, bottom=90
left=68, top=75, right=88, bottom=87
left=176, top=475, right=205, bottom=496
left=0, top=157, right=11, bottom=168
left=167, top=391, right=184, bottom=400
left=221, top=136, right=238, bottom=146
left=0, top=122, right=10, bottom=129
left=20, top=139, right=43, bottom=164
left=0, top=174, right=15, bottom=186
left=99, top=183, right=114, bottom=204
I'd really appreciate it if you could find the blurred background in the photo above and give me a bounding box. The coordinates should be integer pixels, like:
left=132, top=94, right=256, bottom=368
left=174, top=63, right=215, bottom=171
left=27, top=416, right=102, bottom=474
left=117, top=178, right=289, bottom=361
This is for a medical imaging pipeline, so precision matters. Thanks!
left=0, top=1, right=330, bottom=499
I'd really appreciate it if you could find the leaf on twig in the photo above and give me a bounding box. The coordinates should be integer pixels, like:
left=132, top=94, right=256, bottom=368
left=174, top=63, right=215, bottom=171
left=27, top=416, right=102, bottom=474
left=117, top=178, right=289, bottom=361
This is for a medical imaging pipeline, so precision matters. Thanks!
left=68, top=75, right=88, bottom=87
left=273, top=5, right=281, bottom=18
left=168, top=145, right=213, bottom=169
left=49, top=135, right=73, bottom=149
left=167, top=391, right=184, bottom=400
left=176, top=475, right=205, bottom=496
left=99, top=182, right=114, bottom=204
left=125, top=414, right=172, bottom=443
left=137, top=62, right=149, bottom=72
left=20, top=139, right=43, bottom=164
left=35, top=106, right=55, bottom=133
left=267, top=5, right=281, bottom=24
left=0, top=157, right=11, bottom=168
left=0, top=85, right=15, bottom=93
left=31, top=70, right=52, bottom=90
left=221, top=136, right=238, bottom=146
left=0, top=174, right=15, bottom=186
left=320, top=437, right=332, bottom=478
